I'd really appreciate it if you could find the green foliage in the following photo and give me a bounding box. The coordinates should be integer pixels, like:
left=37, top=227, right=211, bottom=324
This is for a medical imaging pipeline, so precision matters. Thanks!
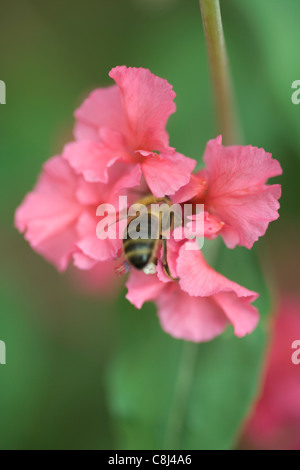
left=107, top=241, right=270, bottom=450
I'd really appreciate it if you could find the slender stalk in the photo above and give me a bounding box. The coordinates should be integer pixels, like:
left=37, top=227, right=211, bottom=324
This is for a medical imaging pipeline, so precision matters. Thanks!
left=164, top=342, right=198, bottom=449
left=199, top=0, right=241, bottom=145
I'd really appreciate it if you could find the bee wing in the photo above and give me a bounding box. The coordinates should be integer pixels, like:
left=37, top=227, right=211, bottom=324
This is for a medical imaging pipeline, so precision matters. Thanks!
left=126, top=212, right=160, bottom=240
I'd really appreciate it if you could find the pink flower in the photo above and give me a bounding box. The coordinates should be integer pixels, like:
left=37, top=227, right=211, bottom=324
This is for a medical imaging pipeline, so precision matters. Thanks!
left=15, top=67, right=196, bottom=278
left=68, top=66, right=196, bottom=197
left=242, top=296, right=300, bottom=450
left=15, top=65, right=282, bottom=345
left=126, top=240, right=259, bottom=342
left=124, top=133, right=282, bottom=343
left=173, top=136, right=282, bottom=248
left=15, top=155, right=141, bottom=271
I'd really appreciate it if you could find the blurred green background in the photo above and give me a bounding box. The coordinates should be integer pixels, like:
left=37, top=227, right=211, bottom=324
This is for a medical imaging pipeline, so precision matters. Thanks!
left=0, top=0, right=299, bottom=449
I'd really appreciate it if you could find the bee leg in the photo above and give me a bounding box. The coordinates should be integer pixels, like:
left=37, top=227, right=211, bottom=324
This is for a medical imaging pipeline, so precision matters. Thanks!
left=115, top=261, right=131, bottom=276
left=161, top=238, right=179, bottom=281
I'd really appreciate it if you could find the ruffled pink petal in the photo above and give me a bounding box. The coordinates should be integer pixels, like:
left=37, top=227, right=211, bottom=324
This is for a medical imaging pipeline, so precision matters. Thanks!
left=77, top=234, right=120, bottom=263
left=214, top=292, right=259, bottom=337
left=72, top=251, right=98, bottom=270
left=126, top=269, right=165, bottom=309
left=203, top=212, right=224, bottom=238
left=109, top=66, right=176, bottom=152
left=75, top=161, right=142, bottom=208
left=27, top=224, right=77, bottom=271
left=109, top=162, right=142, bottom=200
left=174, top=211, right=224, bottom=239
left=156, top=285, right=228, bottom=342
left=15, top=156, right=81, bottom=271
left=74, top=85, right=127, bottom=141
left=171, top=174, right=207, bottom=204
left=76, top=212, right=122, bottom=262
left=141, top=152, right=196, bottom=198
left=75, top=178, right=105, bottom=206
left=177, top=242, right=258, bottom=301
left=211, top=184, right=282, bottom=249
left=202, top=136, right=282, bottom=249
left=63, top=138, right=122, bottom=183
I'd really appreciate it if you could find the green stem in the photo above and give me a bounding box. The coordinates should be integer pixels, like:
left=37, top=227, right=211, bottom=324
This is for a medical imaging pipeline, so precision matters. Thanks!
left=163, top=342, right=198, bottom=449
left=199, top=0, right=241, bottom=145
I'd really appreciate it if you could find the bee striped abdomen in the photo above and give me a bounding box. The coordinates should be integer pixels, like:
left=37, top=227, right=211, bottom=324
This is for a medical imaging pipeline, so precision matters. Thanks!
left=123, top=212, right=159, bottom=270
left=123, top=239, right=156, bottom=270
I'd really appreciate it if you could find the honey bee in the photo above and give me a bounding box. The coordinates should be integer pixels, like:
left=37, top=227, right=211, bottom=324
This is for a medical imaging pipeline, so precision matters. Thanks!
left=122, top=195, right=179, bottom=281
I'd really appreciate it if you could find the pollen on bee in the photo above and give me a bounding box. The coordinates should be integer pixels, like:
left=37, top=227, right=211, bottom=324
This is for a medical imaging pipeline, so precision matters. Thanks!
left=143, top=262, right=157, bottom=275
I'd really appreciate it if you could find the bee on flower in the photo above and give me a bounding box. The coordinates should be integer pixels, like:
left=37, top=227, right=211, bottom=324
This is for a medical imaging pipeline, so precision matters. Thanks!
left=15, top=66, right=282, bottom=342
